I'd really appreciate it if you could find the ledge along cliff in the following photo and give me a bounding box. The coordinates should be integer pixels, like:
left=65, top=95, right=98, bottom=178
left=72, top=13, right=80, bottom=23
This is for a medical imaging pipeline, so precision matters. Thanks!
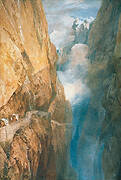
left=0, top=0, right=74, bottom=179
left=87, top=0, right=121, bottom=179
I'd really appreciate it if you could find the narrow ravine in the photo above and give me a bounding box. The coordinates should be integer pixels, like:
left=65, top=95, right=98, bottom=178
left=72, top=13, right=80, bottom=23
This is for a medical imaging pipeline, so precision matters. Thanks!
left=42, top=0, right=104, bottom=179
left=1, top=0, right=121, bottom=179
left=56, top=40, right=105, bottom=180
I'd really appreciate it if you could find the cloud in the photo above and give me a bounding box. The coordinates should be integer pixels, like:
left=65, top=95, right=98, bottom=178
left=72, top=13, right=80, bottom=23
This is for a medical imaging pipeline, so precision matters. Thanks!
left=58, top=70, right=89, bottom=103
left=50, top=15, right=74, bottom=48
left=57, top=43, right=90, bottom=104
left=70, top=44, right=88, bottom=66
left=42, top=0, right=101, bottom=15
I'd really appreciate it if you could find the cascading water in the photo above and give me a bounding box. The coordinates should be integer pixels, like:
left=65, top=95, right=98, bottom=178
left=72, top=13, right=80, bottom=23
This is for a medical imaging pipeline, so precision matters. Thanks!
left=42, top=0, right=104, bottom=179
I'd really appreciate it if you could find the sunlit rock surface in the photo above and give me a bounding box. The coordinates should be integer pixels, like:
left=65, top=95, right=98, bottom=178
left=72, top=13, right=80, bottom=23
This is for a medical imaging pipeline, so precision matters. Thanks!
left=0, top=0, right=57, bottom=118
left=0, top=0, right=73, bottom=179
left=72, top=17, right=94, bottom=44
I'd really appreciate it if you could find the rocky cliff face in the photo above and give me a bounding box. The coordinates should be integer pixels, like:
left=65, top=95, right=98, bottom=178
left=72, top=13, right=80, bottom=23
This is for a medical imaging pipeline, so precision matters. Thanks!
left=88, top=0, right=121, bottom=179
left=0, top=0, right=73, bottom=179
left=0, top=0, right=57, bottom=117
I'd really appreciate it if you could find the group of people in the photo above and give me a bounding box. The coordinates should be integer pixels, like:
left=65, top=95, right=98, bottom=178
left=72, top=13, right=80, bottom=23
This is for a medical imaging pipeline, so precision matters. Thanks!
left=0, top=114, right=19, bottom=128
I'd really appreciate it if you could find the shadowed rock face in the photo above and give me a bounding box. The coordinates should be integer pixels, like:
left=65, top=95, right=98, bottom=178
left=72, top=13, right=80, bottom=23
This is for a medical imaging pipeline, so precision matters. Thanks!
left=0, top=0, right=74, bottom=179
left=88, top=0, right=121, bottom=179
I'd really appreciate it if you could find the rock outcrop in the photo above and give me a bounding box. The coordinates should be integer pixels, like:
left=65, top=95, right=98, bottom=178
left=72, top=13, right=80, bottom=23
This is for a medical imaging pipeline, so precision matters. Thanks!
left=72, top=17, right=94, bottom=45
left=0, top=0, right=73, bottom=179
left=88, top=0, right=121, bottom=179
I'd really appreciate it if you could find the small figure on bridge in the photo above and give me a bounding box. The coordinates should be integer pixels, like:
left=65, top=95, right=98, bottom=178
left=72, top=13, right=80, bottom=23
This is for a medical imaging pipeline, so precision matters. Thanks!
left=0, top=118, right=8, bottom=128
left=10, top=114, right=19, bottom=123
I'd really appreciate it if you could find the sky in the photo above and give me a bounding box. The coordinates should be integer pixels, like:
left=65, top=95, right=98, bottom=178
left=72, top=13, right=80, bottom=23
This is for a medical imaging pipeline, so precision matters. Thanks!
left=42, top=0, right=101, bottom=48
left=42, top=0, right=101, bottom=30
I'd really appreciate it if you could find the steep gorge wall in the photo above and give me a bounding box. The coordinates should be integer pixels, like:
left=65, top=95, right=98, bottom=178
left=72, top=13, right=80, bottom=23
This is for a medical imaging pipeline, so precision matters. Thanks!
left=0, top=0, right=73, bottom=179
left=88, top=0, right=121, bottom=179
left=0, top=0, right=57, bottom=117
